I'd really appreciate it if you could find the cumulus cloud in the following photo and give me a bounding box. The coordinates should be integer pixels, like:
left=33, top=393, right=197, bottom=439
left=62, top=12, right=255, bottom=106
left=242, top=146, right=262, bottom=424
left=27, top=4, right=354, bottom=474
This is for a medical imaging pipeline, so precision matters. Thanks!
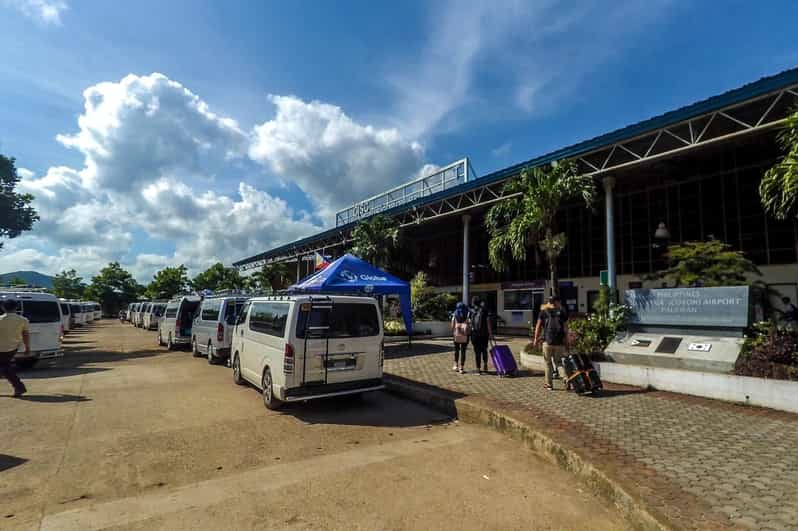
left=249, top=95, right=426, bottom=219
left=3, top=0, right=67, bottom=25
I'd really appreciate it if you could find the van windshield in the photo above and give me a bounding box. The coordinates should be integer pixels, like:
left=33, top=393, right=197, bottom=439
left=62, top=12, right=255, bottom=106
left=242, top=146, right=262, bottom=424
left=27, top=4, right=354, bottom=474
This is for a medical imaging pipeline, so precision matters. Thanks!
left=296, top=303, right=380, bottom=338
left=23, top=301, right=61, bottom=323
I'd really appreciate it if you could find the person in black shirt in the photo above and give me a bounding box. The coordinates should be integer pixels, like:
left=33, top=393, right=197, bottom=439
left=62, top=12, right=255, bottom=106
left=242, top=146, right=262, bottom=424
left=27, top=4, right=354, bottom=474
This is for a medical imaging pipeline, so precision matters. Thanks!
left=533, top=296, right=569, bottom=390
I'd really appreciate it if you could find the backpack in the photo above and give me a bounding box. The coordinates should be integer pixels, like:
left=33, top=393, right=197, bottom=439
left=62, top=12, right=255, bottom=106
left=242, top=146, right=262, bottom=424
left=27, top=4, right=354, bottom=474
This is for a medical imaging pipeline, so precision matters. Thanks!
left=453, top=316, right=470, bottom=344
left=542, top=308, right=565, bottom=345
left=471, top=307, right=489, bottom=337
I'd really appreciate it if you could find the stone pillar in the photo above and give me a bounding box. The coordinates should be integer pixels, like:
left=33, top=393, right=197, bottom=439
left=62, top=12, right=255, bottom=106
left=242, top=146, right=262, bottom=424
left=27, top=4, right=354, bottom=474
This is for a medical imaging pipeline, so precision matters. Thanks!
left=462, top=214, right=471, bottom=305
left=604, top=177, right=617, bottom=294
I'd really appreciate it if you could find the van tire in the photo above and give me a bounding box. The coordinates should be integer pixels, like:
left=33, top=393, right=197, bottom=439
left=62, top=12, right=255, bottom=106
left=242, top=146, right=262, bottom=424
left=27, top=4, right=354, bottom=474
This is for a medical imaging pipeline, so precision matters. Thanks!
left=158, top=331, right=164, bottom=347
left=232, top=354, right=245, bottom=385
left=262, top=368, right=283, bottom=410
left=15, top=358, right=38, bottom=370
left=192, top=338, right=201, bottom=357
left=207, top=342, right=217, bottom=365
left=167, top=334, right=175, bottom=351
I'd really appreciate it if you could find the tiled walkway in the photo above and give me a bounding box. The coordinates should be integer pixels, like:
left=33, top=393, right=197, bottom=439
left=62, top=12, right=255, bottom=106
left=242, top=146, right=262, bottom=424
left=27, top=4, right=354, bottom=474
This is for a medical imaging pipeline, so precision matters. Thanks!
left=384, top=337, right=798, bottom=531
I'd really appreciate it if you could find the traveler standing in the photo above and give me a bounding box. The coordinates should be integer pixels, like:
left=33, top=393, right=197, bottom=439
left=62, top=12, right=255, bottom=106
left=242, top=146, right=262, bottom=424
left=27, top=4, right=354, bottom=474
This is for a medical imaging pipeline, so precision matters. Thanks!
left=471, top=299, right=492, bottom=375
left=451, top=302, right=470, bottom=373
left=0, top=299, right=29, bottom=397
left=533, top=296, right=569, bottom=391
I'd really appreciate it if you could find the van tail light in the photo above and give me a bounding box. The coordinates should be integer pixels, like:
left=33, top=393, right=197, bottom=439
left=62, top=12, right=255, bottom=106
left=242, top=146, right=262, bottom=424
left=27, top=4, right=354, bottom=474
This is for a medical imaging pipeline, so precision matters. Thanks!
left=217, top=323, right=224, bottom=342
left=60, top=325, right=64, bottom=340
left=176, top=319, right=181, bottom=333
left=379, top=339, right=384, bottom=368
left=283, top=344, right=294, bottom=374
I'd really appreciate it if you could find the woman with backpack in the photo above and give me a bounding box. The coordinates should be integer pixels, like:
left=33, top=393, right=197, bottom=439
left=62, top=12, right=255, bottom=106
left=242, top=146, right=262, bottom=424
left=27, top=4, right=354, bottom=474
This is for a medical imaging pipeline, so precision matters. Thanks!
left=470, top=299, right=492, bottom=375
left=450, top=302, right=470, bottom=373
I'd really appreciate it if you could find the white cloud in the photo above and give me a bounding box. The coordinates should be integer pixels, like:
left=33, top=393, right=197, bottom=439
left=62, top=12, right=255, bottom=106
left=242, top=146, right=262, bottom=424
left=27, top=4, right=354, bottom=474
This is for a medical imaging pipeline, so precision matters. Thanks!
left=16, top=167, right=34, bottom=179
left=491, top=142, right=512, bottom=158
left=3, top=0, right=67, bottom=25
left=249, top=95, right=427, bottom=220
left=389, top=0, right=672, bottom=135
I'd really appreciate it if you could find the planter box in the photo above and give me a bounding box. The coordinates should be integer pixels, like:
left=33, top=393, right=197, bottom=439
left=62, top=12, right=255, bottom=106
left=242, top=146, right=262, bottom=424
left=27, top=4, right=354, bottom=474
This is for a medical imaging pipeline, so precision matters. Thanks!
left=413, top=320, right=451, bottom=337
left=596, top=362, right=798, bottom=414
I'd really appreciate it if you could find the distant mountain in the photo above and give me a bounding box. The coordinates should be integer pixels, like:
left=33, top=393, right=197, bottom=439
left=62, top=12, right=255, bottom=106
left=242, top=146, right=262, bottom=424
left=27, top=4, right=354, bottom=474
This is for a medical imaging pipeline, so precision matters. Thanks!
left=0, top=271, right=55, bottom=289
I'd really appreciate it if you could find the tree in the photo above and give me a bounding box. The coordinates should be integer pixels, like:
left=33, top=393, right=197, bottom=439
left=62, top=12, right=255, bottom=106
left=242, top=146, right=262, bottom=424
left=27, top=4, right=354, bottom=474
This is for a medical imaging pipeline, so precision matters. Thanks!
left=146, top=265, right=189, bottom=299
left=248, top=261, right=291, bottom=292
left=84, top=262, right=143, bottom=315
left=410, top=271, right=456, bottom=321
left=10, top=276, right=27, bottom=286
left=760, top=107, right=798, bottom=220
left=350, top=214, right=400, bottom=269
left=191, top=262, right=245, bottom=292
left=486, top=161, right=595, bottom=296
left=649, top=240, right=760, bottom=287
left=0, top=154, right=39, bottom=249
left=52, top=269, right=86, bottom=299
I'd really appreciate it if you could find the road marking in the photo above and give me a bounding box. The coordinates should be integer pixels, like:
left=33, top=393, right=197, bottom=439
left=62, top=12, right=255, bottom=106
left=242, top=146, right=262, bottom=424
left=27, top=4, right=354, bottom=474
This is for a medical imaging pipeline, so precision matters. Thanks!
left=40, top=427, right=468, bottom=531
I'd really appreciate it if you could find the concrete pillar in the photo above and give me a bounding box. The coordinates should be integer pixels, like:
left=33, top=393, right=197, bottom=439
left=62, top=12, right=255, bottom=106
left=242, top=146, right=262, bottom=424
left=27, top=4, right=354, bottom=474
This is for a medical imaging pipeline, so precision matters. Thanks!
left=603, top=177, right=617, bottom=294
left=296, top=257, right=301, bottom=282
left=462, top=214, right=471, bottom=304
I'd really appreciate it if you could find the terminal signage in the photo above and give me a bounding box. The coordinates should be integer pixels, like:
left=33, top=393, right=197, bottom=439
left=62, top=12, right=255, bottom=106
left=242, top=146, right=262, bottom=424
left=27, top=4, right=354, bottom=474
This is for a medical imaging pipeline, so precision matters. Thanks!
left=625, top=286, right=750, bottom=328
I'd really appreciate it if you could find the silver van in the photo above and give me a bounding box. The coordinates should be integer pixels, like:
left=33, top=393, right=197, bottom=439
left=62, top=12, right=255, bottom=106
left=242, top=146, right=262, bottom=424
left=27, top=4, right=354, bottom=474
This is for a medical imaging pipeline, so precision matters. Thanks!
left=158, top=296, right=201, bottom=350
left=143, top=302, right=166, bottom=330
left=231, top=295, right=384, bottom=410
left=137, top=302, right=151, bottom=328
left=191, top=295, right=249, bottom=364
left=0, top=291, right=63, bottom=369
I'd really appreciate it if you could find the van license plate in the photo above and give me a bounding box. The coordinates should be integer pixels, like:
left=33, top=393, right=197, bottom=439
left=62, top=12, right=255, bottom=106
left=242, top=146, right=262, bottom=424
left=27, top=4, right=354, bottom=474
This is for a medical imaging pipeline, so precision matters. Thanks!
left=327, top=359, right=356, bottom=370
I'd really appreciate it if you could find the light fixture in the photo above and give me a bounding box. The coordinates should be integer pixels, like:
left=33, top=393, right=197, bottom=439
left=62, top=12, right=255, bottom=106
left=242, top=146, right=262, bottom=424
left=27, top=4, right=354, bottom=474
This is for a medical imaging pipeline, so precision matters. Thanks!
left=654, top=222, right=670, bottom=241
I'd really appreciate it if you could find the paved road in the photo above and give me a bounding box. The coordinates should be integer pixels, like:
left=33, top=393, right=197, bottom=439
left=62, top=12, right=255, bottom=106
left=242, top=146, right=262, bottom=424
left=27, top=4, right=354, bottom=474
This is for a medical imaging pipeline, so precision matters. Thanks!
left=385, top=336, right=798, bottom=531
left=0, top=321, right=627, bottom=530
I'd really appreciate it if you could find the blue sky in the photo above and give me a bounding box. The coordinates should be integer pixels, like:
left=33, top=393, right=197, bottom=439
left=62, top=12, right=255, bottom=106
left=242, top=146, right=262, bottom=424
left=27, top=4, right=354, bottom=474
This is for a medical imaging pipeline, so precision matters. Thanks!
left=1, top=0, right=797, bottom=282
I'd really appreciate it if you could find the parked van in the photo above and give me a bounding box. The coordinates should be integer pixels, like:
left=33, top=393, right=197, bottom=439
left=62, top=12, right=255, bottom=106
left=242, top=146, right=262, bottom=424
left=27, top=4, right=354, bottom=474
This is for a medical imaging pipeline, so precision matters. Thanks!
left=129, top=302, right=140, bottom=325
left=231, top=295, right=384, bottom=410
left=69, top=302, right=85, bottom=326
left=158, top=296, right=201, bottom=350
left=59, top=299, right=72, bottom=333
left=143, top=302, right=166, bottom=330
left=192, top=294, right=249, bottom=364
left=91, top=302, right=102, bottom=320
left=136, top=302, right=151, bottom=328
left=83, top=303, right=94, bottom=323
left=0, top=290, right=63, bottom=369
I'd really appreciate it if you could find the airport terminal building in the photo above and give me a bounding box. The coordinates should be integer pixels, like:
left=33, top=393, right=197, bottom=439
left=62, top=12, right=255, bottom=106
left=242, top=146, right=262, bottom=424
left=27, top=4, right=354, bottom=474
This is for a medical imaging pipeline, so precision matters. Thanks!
left=235, top=68, right=798, bottom=330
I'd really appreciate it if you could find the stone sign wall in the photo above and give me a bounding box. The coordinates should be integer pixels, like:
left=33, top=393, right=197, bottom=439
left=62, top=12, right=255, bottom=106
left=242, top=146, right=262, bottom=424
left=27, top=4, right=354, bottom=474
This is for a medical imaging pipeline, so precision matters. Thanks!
left=625, top=286, right=750, bottom=328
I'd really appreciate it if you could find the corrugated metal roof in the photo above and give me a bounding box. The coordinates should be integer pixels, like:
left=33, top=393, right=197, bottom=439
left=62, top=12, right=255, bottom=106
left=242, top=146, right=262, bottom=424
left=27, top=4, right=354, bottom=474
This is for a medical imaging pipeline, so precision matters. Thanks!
left=235, top=67, right=798, bottom=266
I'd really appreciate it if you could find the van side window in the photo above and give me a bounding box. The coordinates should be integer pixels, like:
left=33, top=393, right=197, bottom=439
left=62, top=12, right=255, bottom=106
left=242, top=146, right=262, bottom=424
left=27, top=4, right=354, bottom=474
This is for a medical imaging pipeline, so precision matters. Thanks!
left=249, top=302, right=289, bottom=337
left=201, top=299, right=220, bottom=321
left=165, top=306, right=177, bottom=319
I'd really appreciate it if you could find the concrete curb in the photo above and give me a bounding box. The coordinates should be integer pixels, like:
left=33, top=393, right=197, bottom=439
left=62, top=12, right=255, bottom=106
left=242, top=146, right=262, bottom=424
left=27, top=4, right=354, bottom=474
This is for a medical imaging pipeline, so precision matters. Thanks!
left=384, top=375, right=674, bottom=531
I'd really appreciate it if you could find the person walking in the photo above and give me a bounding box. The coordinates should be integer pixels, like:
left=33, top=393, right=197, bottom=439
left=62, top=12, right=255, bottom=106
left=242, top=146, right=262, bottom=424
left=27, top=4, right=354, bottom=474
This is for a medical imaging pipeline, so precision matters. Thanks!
left=470, top=299, right=492, bottom=375
left=533, top=295, right=569, bottom=391
left=450, top=302, right=470, bottom=373
left=0, top=298, right=30, bottom=397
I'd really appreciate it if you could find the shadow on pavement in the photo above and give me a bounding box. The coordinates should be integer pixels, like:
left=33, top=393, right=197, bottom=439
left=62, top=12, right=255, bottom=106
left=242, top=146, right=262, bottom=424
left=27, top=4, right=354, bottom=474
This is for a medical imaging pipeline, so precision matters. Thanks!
left=1, top=393, right=91, bottom=403
left=588, top=387, right=654, bottom=399
left=384, top=341, right=453, bottom=360
left=289, top=390, right=451, bottom=428
left=0, top=454, right=27, bottom=472
left=18, top=367, right=110, bottom=379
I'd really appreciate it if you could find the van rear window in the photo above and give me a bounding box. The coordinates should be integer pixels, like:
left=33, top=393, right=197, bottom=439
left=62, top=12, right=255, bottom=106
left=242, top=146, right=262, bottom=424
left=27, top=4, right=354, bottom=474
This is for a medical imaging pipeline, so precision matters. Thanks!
left=22, top=301, right=61, bottom=323
left=296, top=303, right=380, bottom=338
left=60, top=303, right=70, bottom=314
left=70, top=304, right=81, bottom=313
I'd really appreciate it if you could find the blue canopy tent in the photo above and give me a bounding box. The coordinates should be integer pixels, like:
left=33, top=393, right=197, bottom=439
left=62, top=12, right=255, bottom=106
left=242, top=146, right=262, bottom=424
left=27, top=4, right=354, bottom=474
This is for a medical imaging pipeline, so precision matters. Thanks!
left=288, top=254, right=413, bottom=336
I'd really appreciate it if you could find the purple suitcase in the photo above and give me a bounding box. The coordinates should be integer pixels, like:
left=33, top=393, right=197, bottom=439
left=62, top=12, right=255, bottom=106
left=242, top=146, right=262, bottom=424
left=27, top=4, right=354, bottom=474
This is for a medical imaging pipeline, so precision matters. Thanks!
left=490, top=343, right=518, bottom=377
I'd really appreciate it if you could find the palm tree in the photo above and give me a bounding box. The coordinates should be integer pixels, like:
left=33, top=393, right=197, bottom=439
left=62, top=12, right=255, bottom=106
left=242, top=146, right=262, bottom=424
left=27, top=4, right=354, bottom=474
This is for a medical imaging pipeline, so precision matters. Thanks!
left=760, top=108, right=798, bottom=220
left=249, top=261, right=291, bottom=292
left=350, top=214, right=400, bottom=269
left=486, top=160, right=595, bottom=296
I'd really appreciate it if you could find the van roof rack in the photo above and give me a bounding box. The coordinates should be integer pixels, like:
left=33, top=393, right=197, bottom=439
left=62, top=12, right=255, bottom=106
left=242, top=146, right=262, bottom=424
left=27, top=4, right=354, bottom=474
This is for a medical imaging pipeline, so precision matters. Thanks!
left=0, top=286, right=52, bottom=293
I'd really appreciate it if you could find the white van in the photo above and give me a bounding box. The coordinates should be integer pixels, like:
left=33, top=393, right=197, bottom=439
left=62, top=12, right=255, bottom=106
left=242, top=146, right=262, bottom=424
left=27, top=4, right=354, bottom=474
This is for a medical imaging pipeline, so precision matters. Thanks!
left=82, top=303, right=94, bottom=323
left=191, top=295, right=249, bottom=364
left=92, top=302, right=102, bottom=320
left=0, top=291, right=63, bottom=369
left=231, top=295, right=384, bottom=410
left=59, top=299, right=71, bottom=333
left=129, top=302, right=140, bottom=326
left=136, top=302, right=150, bottom=328
left=143, top=301, right=166, bottom=330
left=158, top=296, right=201, bottom=350
left=69, top=302, right=85, bottom=326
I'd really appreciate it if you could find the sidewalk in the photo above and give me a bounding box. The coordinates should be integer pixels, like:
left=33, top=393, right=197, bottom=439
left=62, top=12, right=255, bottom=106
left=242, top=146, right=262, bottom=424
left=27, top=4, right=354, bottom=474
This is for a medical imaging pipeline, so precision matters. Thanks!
left=383, top=337, right=798, bottom=531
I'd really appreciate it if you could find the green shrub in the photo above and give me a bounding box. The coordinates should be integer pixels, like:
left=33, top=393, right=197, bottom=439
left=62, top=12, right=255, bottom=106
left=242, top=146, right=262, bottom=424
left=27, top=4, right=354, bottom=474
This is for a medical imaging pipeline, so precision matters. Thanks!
left=735, top=322, right=798, bottom=380
left=410, top=271, right=456, bottom=321
left=568, top=287, right=632, bottom=357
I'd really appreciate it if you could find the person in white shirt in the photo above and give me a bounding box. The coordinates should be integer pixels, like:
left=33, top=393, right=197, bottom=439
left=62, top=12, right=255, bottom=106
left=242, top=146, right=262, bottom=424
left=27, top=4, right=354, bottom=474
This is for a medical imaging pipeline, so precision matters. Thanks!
left=0, top=299, right=30, bottom=397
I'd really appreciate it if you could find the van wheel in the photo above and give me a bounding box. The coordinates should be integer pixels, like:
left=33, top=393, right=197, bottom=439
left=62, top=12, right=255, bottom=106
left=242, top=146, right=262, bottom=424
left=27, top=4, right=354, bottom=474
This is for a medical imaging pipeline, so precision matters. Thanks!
left=192, top=338, right=201, bottom=357
left=157, top=331, right=164, bottom=346
left=207, top=342, right=217, bottom=365
left=262, top=369, right=283, bottom=411
left=167, top=334, right=175, bottom=351
left=232, top=354, right=244, bottom=385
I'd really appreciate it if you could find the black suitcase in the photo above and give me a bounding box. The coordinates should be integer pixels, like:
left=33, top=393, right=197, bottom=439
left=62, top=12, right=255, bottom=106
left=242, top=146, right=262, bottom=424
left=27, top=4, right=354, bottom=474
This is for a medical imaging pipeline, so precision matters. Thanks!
left=562, top=354, right=601, bottom=394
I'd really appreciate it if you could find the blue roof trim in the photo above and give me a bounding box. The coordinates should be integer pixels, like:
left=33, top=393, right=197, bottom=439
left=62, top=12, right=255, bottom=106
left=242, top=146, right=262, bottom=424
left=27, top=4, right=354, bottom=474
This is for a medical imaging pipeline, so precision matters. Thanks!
left=235, top=67, right=798, bottom=266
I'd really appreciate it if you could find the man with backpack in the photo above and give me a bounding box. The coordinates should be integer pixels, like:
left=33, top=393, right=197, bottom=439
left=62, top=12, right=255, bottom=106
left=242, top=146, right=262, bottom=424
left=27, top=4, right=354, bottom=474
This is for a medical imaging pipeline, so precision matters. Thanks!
left=533, top=295, right=569, bottom=391
left=470, top=298, right=492, bottom=375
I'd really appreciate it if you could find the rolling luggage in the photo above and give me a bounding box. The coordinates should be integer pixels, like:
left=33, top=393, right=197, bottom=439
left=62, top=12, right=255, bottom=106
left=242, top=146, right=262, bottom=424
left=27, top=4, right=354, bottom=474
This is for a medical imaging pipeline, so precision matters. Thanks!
left=490, top=340, right=518, bottom=377
left=562, top=353, right=602, bottom=394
